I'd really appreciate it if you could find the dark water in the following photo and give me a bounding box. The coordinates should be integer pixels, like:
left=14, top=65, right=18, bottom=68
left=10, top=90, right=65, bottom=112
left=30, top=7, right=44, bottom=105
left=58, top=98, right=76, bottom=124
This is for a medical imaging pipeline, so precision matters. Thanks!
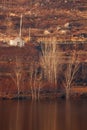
left=0, top=99, right=87, bottom=130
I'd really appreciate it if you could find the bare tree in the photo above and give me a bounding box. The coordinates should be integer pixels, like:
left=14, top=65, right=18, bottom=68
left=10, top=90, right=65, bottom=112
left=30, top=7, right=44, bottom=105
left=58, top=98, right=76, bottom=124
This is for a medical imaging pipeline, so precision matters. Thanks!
left=64, top=49, right=80, bottom=99
left=40, top=37, right=62, bottom=88
left=36, top=69, right=43, bottom=100
left=29, top=61, right=43, bottom=100
left=29, top=62, right=34, bottom=99
left=9, top=56, right=23, bottom=97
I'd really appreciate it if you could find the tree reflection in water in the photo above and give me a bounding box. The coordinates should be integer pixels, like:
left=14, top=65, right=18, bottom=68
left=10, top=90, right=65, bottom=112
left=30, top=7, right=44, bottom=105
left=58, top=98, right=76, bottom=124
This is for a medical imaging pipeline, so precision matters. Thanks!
left=0, top=99, right=87, bottom=130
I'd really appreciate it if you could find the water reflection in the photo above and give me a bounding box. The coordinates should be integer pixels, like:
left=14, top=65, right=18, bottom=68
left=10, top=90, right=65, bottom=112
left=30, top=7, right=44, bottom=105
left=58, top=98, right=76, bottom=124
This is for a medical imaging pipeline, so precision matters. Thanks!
left=65, top=100, right=70, bottom=130
left=0, top=99, right=87, bottom=130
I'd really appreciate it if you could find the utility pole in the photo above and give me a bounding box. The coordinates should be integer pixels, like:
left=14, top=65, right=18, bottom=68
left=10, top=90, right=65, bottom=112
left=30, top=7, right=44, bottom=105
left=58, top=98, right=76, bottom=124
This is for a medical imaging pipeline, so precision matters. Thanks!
left=29, top=27, right=31, bottom=41
left=19, top=14, right=22, bottom=38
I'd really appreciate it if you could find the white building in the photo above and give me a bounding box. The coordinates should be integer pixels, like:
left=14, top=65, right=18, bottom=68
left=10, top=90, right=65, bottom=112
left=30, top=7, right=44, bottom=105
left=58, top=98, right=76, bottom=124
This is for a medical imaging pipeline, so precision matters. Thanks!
left=9, top=37, right=25, bottom=47
left=9, top=14, right=25, bottom=47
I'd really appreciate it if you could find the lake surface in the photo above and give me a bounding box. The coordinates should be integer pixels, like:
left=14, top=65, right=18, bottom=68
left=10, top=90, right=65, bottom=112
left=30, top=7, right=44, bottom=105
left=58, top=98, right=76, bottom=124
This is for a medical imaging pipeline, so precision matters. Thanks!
left=0, top=99, right=87, bottom=130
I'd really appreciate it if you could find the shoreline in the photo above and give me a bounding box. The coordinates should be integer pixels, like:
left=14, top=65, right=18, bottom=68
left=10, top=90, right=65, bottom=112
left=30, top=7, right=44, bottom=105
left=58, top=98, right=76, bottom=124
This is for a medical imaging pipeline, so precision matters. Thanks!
left=0, top=89, right=87, bottom=100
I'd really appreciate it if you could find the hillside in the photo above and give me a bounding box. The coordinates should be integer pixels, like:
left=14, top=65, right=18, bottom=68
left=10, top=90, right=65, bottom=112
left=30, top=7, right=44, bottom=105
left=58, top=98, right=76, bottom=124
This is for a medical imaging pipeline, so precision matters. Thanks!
left=0, top=0, right=87, bottom=99
left=0, top=0, right=87, bottom=42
